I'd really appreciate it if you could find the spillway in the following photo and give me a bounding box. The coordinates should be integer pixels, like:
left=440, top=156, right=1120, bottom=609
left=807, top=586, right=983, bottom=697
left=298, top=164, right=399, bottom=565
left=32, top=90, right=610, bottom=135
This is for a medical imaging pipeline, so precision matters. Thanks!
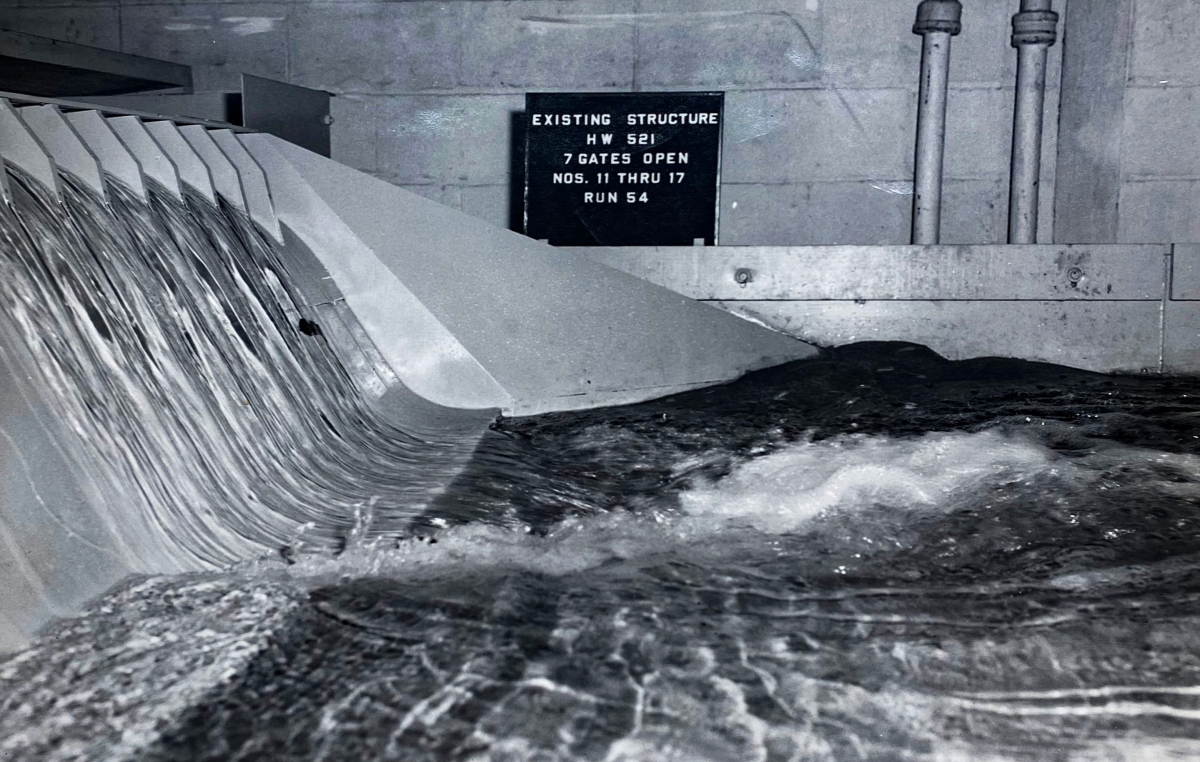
left=0, top=97, right=814, bottom=656
left=0, top=161, right=486, bottom=643
left=4, top=98, right=1200, bottom=760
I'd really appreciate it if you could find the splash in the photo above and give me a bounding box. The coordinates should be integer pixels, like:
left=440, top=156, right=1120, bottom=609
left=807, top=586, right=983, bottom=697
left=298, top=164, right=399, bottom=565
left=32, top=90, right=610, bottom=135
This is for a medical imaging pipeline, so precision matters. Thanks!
left=679, top=429, right=1052, bottom=532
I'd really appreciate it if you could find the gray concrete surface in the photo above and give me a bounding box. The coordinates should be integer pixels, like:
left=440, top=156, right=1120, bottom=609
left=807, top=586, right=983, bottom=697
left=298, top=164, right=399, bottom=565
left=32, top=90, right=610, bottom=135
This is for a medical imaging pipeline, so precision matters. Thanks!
left=144, top=120, right=215, bottom=204
left=179, top=124, right=245, bottom=212
left=580, top=243, right=1200, bottom=375
left=1174, top=243, right=1200, bottom=300
left=243, top=132, right=818, bottom=415
left=1116, top=0, right=1200, bottom=244
left=580, top=244, right=1169, bottom=300
left=0, top=99, right=58, bottom=201
left=66, top=109, right=147, bottom=202
left=1052, top=0, right=1131, bottom=244
left=17, top=105, right=105, bottom=201
left=210, top=128, right=280, bottom=241
left=107, top=115, right=181, bottom=200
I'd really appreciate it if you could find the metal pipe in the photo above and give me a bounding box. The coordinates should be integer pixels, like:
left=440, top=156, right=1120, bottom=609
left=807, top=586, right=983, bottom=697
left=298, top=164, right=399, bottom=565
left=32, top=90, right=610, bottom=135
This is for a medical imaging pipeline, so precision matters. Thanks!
left=911, top=0, right=962, bottom=245
left=1007, top=0, right=1058, bottom=243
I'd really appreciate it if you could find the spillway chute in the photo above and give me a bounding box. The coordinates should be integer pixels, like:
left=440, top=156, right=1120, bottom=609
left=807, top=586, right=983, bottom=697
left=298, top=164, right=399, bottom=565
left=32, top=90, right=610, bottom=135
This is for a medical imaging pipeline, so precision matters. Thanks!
left=142, top=120, right=215, bottom=205
left=0, top=98, right=59, bottom=203
left=16, top=104, right=106, bottom=203
left=64, top=109, right=148, bottom=202
left=106, top=115, right=182, bottom=201
left=178, top=124, right=246, bottom=214
left=209, top=128, right=282, bottom=244
left=0, top=95, right=819, bottom=654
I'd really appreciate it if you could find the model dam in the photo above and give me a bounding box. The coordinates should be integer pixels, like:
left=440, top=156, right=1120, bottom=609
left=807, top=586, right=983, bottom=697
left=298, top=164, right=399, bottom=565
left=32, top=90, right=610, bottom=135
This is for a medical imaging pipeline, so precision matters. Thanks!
left=0, top=108, right=1199, bottom=761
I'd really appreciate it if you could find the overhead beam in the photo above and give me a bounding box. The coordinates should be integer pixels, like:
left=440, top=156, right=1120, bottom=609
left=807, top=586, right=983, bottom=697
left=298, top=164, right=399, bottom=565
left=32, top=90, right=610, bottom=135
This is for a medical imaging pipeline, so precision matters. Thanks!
left=0, top=30, right=191, bottom=98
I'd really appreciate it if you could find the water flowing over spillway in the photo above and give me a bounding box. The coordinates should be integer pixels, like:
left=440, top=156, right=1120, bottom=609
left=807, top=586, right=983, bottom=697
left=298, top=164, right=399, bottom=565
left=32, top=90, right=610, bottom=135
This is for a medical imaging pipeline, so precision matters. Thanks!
left=4, top=166, right=1200, bottom=760
left=0, top=166, right=481, bottom=570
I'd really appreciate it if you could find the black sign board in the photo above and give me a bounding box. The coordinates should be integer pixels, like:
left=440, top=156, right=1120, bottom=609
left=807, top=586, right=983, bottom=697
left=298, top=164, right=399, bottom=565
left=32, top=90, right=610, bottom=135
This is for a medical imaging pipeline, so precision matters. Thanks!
left=524, top=92, right=724, bottom=246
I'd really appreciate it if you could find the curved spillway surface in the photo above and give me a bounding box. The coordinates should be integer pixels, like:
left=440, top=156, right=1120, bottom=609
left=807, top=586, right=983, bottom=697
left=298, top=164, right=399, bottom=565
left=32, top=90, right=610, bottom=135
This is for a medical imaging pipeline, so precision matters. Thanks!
left=4, top=165, right=1200, bottom=758
left=0, top=166, right=491, bottom=649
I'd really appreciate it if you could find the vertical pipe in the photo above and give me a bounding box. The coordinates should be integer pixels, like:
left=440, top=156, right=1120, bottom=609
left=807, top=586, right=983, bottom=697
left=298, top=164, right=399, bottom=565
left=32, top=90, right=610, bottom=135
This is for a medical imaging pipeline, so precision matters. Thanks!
left=1007, top=0, right=1059, bottom=243
left=911, top=1, right=962, bottom=245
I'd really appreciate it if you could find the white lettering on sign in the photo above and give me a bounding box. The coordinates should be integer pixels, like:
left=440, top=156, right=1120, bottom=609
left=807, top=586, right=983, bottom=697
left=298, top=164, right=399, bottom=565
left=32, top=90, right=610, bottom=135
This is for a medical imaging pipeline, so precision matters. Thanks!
left=532, top=114, right=612, bottom=126
left=626, top=113, right=719, bottom=126
left=524, top=93, right=722, bottom=244
left=573, top=153, right=632, bottom=165
left=617, top=172, right=660, bottom=184
left=642, top=152, right=689, bottom=165
left=583, top=191, right=648, bottom=203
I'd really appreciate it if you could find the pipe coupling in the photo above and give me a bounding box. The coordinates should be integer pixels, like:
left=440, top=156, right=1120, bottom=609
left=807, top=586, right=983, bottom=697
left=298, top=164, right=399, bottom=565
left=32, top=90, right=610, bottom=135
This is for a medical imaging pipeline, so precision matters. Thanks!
left=913, top=0, right=963, bottom=36
left=1011, top=10, right=1058, bottom=46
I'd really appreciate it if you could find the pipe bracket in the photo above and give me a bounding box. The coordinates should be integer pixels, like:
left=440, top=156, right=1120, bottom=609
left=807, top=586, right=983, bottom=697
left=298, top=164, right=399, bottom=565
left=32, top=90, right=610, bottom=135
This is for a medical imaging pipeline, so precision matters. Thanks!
left=1011, top=10, right=1058, bottom=47
left=913, top=0, right=963, bottom=36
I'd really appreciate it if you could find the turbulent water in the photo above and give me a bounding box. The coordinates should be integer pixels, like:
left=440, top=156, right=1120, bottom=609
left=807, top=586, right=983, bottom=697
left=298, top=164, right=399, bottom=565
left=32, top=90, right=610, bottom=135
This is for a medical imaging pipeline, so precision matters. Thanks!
left=3, top=166, right=1200, bottom=761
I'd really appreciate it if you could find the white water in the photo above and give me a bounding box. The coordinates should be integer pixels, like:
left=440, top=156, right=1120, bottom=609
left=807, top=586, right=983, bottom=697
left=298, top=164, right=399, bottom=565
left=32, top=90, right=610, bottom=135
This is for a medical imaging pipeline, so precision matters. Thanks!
left=265, top=426, right=1200, bottom=586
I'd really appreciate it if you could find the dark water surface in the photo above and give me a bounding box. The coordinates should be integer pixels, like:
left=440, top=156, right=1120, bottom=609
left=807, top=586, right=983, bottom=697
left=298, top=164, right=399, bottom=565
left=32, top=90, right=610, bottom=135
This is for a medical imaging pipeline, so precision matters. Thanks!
left=5, top=345, right=1200, bottom=762
left=2, top=166, right=1200, bottom=760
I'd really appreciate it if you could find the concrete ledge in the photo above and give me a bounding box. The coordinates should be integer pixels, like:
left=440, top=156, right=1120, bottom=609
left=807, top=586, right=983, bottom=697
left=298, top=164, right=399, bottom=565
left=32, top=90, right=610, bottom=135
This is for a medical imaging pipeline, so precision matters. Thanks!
left=143, top=120, right=214, bottom=205
left=577, top=244, right=1200, bottom=375
left=107, top=115, right=180, bottom=201
left=578, top=244, right=1170, bottom=301
left=65, top=110, right=147, bottom=202
left=178, top=125, right=244, bottom=214
left=0, top=98, right=58, bottom=202
left=209, top=129, right=281, bottom=244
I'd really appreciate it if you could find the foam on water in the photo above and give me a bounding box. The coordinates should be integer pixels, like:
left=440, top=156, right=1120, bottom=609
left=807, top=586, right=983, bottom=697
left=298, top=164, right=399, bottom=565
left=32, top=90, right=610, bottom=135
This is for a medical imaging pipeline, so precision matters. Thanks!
left=266, top=425, right=1200, bottom=588
left=280, top=429, right=1034, bottom=580
left=679, top=429, right=1052, bottom=531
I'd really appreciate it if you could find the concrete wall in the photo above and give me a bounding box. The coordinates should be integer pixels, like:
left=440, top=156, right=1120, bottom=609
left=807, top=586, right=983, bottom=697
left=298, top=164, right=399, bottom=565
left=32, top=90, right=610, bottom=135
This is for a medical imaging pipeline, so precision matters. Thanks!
left=0, top=0, right=1064, bottom=246
left=1054, top=0, right=1200, bottom=244
left=1119, top=0, right=1200, bottom=243
left=7, top=0, right=1199, bottom=246
left=580, top=243, right=1200, bottom=375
